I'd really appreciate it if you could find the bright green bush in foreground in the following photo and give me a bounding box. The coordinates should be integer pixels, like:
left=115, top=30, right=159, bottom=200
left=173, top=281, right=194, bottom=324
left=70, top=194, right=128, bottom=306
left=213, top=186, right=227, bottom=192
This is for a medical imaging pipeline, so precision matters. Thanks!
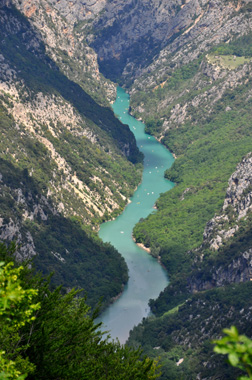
left=0, top=257, right=40, bottom=379
left=214, top=326, right=252, bottom=380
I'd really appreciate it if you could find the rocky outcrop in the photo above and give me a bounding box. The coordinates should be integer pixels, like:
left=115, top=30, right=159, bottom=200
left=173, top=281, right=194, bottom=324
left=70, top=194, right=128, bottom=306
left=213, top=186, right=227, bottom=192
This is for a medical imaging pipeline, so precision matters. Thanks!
left=223, top=154, right=252, bottom=218
left=91, top=0, right=252, bottom=84
left=130, top=54, right=252, bottom=138
left=188, top=249, right=252, bottom=293
left=132, top=0, right=252, bottom=84
left=185, top=154, right=252, bottom=294
left=0, top=1, right=136, bottom=303
left=0, top=206, right=53, bottom=261
left=92, top=0, right=193, bottom=80
left=0, top=57, right=125, bottom=222
left=203, top=153, right=252, bottom=250
left=8, top=0, right=116, bottom=103
left=0, top=3, right=142, bottom=264
left=172, top=293, right=252, bottom=348
left=40, top=0, right=107, bottom=23
left=161, top=61, right=252, bottom=133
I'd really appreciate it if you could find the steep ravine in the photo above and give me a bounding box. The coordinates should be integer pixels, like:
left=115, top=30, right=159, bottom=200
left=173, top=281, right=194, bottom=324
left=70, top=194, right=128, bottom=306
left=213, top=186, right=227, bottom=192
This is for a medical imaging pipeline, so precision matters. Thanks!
left=91, top=0, right=252, bottom=85
left=97, top=87, right=174, bottom=343
left=2, top=1, right=252, bottom=377
left=0, top=1, right=142, bottom=308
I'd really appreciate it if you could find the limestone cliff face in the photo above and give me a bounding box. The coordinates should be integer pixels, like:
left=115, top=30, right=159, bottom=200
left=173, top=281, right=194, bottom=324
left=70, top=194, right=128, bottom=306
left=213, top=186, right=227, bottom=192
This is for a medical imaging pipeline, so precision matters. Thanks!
left=91, top=0, right=252, bottom=150
left=10, top=0, right=116, bottom=103
left=146, top=60, right=251, bottom=135
left=91, top=0, right=252, bottom=83
left=92, top=0, right=188, bottom=80
left=130, top=42, right=252, bottom=140
left=131, top=0, right=252, bottom=82
left=186, top=154, right=252, bottom=293
left=203, top=153, right=252, bottom=250
left=0, top=178, right=57, bottom=260
left=0, top=2, right=138, bottom=301
left=39, top=0, right=107, bottom=22
left=0, top=53, right=126, bottom=223
left=0, top=3, right=142, bottom=262
left=188, top=249, right=252, bottom=293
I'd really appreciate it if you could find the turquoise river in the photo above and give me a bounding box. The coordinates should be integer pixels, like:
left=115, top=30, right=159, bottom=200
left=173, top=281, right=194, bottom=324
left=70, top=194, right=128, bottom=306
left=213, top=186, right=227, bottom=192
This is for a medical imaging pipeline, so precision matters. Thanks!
left=97, top=87, right=174, bottom=344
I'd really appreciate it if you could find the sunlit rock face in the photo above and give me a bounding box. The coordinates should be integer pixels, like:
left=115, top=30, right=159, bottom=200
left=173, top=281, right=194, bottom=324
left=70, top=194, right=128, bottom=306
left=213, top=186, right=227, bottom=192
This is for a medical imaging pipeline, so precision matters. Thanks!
left=91, top=0, right=252, bottom=83
left=203, top=153, right=252, bottom=251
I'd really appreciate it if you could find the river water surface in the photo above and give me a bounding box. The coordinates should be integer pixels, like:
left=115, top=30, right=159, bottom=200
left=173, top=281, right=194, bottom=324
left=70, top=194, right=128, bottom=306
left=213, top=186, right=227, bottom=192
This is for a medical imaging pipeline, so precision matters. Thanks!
left=97, top=87, right=174, bottom=343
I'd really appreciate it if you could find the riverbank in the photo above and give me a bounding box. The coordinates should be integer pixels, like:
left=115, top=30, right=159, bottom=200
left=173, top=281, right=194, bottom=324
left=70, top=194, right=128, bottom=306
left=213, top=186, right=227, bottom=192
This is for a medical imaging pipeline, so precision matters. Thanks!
left=133, top=237, right=167, bottom=270
left=135, top=241, right=151, bottom=253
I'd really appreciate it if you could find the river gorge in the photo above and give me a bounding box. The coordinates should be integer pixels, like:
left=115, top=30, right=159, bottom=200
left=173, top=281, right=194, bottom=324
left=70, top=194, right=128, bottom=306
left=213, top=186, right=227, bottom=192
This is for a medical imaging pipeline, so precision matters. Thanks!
left=97, top=87, right=174, bottom=343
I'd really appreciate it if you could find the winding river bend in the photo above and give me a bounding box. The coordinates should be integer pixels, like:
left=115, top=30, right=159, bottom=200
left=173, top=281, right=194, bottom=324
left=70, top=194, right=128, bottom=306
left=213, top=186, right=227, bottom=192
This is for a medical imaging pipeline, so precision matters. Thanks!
left=97, top=87, right=174, bottom=343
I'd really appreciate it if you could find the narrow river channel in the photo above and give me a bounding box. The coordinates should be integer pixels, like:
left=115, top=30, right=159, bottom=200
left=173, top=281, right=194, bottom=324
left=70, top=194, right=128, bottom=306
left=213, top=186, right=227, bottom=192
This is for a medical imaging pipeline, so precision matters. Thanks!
left=97, top=87, right=174, bottom=344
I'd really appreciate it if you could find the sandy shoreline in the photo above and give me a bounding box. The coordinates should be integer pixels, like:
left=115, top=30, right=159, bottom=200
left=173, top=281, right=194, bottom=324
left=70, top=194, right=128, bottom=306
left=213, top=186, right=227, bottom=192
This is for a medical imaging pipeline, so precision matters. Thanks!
left=136, top=242, right=151, bottom=253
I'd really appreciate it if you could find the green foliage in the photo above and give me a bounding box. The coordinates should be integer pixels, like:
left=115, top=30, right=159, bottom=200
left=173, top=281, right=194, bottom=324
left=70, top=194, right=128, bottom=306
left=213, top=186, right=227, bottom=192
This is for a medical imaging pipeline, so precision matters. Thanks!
left=129, top=37, right=252, bottom=378
left=0, top=243, right=160, bottom=380
left=25, top=284, right=160, bottom=380
left=128, top=282, right=252, bottom=380
left=214, top=326, right=252, bottom=379
left=130, top=57, right=203, bottom=128
left=0, top=5, right=142, bottom=233
left=0, top=5, right=144, bottom=314
left=133, top=68, right=252, bottom=309
left=0, top=261, right=39, bottom=328
left=207, top=54, right=251, bottom=70
left=164, top=58, right=202, bottom=90
left=30, top=216, right=129, bottom=309
left=0, top=2, right=142, bottom=307
left=0, top=246, right=40, bottom=380
left=211, top=32, right=252, bottom=58
left=0, top=354, right=26, bottom=380
left=145, top=118, right=163, bottom=135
